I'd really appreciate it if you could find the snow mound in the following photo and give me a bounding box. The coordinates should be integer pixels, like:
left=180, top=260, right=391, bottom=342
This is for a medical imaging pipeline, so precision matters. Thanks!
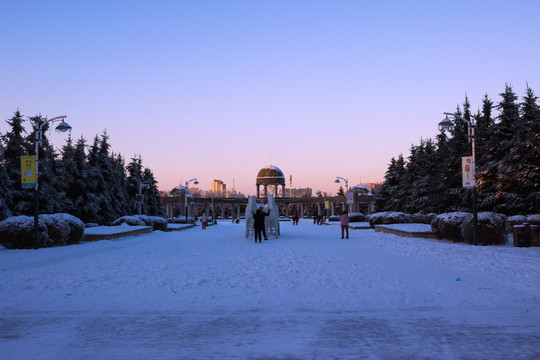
left=112, top=215, right=168, bottom=231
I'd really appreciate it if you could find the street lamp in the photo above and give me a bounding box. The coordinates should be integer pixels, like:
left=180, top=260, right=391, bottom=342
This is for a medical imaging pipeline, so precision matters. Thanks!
left=335, top=176, right=349, bottom=212
left=185, top=178, right=199, bottom=222
left=137, top=182, right=150, bottom=215
left=439, top=112, right=478, bottom=246
left=33, top=115, right=72, bottom=248
left=334, top=177, right=349, bottom=193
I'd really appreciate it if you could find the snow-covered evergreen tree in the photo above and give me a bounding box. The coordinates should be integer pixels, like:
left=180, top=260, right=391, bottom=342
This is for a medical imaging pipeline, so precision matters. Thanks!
left=142, top=167, right=165, bottom=217
left=1, top=110, right=33, bottom=215
left=126, top=155, right=144, bottom=215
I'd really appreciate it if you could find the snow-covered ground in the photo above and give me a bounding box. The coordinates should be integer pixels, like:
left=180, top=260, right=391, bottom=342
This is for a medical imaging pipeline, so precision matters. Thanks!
left=1, top=220, right=539, bottom=359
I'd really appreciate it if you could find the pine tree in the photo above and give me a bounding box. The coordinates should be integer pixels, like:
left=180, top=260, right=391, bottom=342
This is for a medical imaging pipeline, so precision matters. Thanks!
left=337, top=186, right=345, bottom=197
left=0, top=139, right=13, bottom=220
left=142, top=167, right=165, bottom=216
left=26, top=115, right=66, bottom=214
left=1, top=110, right=33, bottom=215
left=126, top=155, right=144, bottom=215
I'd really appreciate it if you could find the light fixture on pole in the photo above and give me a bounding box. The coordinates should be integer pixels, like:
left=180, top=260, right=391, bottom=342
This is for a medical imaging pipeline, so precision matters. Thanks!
left=137, top=182, right=150, bottom=215
left=185, top=178, right=199, bottom=222
left=439, top=112, right=478, bottom=246
left=334, top=176, right=349, bottom=194
left=335, top=176, right=350, bottom=212
left=33, top=115, right=72, bottom=249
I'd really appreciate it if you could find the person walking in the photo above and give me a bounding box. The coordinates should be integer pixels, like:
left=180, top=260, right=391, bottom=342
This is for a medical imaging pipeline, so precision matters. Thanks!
left=340, top=210, right=349, bottom=239
left=201, top=213, right=208, bottom=230
left=253, top=206, right=270, bottom=243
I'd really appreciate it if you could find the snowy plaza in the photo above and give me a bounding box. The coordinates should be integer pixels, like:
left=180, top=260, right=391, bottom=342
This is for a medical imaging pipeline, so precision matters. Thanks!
left=1, top=220, right=539, bottom=360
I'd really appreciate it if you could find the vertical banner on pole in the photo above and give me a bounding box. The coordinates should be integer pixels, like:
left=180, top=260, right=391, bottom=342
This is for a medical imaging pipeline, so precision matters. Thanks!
left=462, top=156, right=474, bottom=187
left=20, top=156, right=37, bottom=188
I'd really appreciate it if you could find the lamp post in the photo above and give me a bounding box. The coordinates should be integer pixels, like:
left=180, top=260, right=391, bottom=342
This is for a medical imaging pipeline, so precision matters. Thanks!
left=185, top=178, right=199, bottom=222
left=438, top=112, right=478, bottom=246
left=137, top=182, right=150, bottom=215
left=33, top=115, right=72, bottom=249
left=335, top=176, right=349, bottom=212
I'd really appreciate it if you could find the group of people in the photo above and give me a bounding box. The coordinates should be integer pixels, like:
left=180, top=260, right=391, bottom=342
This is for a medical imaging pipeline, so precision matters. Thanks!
left=201, top=208, right=350, bottom=240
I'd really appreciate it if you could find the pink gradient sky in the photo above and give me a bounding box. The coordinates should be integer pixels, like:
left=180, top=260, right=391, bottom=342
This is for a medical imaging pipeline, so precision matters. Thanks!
left=1, top=1, right=538, bottom=196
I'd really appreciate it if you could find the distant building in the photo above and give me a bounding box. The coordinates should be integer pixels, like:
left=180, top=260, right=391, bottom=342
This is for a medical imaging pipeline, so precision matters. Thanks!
left=283, top=187, right=313, bottom=198
left=361, top=182, right=383, bottom=194
left=211, top=179, right=226, bottom=195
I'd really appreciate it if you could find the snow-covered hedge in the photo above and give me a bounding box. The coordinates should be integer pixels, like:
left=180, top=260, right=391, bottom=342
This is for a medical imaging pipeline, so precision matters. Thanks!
left=527, top=214, right=540, bottom=226
left=169, top=217, right=195, bottom=224
left=328, top=215, right=340, bottom=222
left=411, top=212, right=437, bottom=224
left=507, top=215, right=528, bottom=227
left=40, top=213, right=85, bottom=246
left=348, top=213, right=365, bottom=222
left=369, top=212, right=411, bottom=228
left=461, top=212, right=507, bottom=245
left=431, top=212, right=470, bottom=242
left=112, top=215, right=168, bottom=231
left=0, top=214, right=84, bottom=249
left=431, top=212, right=507, bottom=245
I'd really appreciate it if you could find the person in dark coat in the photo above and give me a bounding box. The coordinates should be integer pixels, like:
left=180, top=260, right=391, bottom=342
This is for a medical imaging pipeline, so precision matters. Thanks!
left=253, top=207, right=270, bottom=243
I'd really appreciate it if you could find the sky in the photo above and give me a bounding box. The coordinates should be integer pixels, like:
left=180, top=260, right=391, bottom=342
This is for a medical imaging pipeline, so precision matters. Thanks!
left=1, top=0, right=539, bottom=196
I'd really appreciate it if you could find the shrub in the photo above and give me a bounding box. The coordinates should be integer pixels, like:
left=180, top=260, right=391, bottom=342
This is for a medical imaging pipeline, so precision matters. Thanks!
left=111, top=216, right=145, bottom=226
left=461, top=212, right=507, bottom=245
left=56, top=213, right=85, bottom=245
left=369, top=212, right=411, bottom=228
left=0, top=214, right=85, bottom=249
left=169, top=217, right=195, bottom=224
left=348, top=213, right=365, bottom=222
left=507, top=215, right=528, bottom=231
left=431, top=212, right=470, bottom=242
left=527, top=214, right=540, bottom=226
left=112, top=215, right=168, bottom=231
left=40, top=215, right=71, bottom=246
left=411, top=213, right=438, bottom=224
left=0, top=216, right=51, bottom=249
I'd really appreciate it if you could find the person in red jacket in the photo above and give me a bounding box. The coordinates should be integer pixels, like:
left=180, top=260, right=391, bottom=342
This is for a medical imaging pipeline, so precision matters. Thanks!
left=340, top=210, right=349, bottom=239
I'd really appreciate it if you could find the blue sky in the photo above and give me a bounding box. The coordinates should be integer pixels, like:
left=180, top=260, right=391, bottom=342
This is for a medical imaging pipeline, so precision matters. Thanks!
left=1, top=0, right=538, bottom=195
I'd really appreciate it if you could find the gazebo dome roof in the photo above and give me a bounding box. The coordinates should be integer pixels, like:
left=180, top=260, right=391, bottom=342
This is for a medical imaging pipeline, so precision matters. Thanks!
left=256, top=165, right=286, bottom=185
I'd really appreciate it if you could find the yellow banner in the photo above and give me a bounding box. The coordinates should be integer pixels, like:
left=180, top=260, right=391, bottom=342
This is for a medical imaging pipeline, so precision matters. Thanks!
left=325, top=201, right=329, bottom=209
left=20, top=156, right=36, bottom=188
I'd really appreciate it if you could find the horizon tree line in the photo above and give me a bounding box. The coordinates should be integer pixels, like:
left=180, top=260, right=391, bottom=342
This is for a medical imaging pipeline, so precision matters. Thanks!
left=375, top=84, right=540, bottom=216
left=0, top=111, right=164, bottom=224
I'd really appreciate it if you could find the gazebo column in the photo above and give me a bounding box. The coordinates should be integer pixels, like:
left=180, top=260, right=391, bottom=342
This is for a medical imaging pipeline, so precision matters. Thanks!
left=264, top=185, right=268, bottom=198
left=237, top=205, right=241, bottom=219
left=221, top=203, right=226, bottom=219
left=300, top=203, right=304, bottom=218
left=317, top=203, right=322, bottom=216
left=331, top=202, right=335, bottom=216
left=257, top=185, right=260, bottom=198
